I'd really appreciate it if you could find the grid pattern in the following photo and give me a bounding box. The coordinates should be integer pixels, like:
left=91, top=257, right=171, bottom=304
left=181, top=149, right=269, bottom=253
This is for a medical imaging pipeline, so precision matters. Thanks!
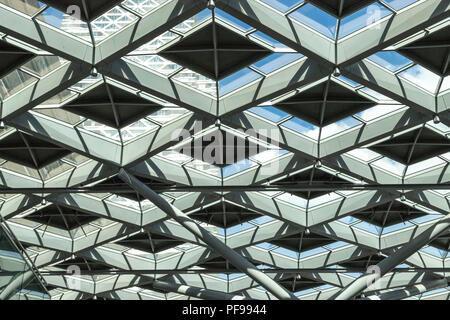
left=0, top=0, right=449, bottom=300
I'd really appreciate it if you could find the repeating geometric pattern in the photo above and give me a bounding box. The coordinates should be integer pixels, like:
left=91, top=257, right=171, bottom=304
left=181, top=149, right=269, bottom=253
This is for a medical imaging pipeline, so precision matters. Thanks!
left=0, top=0, right=449, bottom=300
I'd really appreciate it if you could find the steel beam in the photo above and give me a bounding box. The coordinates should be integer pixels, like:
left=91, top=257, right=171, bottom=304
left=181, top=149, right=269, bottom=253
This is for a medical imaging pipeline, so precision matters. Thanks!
left=2, top=183, right=450, bottom=194
left=117, top=168, right=298, bottom=300
left=334, top=212, right=450, bottom=300
left=363, top=279, right=448, bottom=300
left=0, top=270, right=34, bottom=300
left=94, top=0, right=205, bottom=65
left=0, top=4, right=93, bottom=63
left=151, top=280, right=247, bottom=300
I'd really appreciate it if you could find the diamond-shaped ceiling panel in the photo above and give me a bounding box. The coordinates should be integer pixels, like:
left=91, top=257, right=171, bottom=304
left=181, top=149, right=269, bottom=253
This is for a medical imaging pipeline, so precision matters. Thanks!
left=160, top=22, right=272, bottom=80
left=352, top=201, right=427, bottom=227
left=398, top=25, right=450, bottom=77
left=309, top=0, right=377, bottom=17
left=369, top=127, right=450, bottom=165
left=174, top=127, right=269, bottom=167
left=272, top=167, right=348, bottom=199
left=188, top=200, right=261, bottom=228
left=27, top=205, right=98, bottom=230
left=0, top=131, right=70, bottom=169
left=275, top=80, right=376, bottom=126
left=63, top=82, right=162, bottom=129
left=39, top=0, right=124, bottom=21
left=0, top=41, right=34, bottom=78
left=117, top=232, right=184, bottom=254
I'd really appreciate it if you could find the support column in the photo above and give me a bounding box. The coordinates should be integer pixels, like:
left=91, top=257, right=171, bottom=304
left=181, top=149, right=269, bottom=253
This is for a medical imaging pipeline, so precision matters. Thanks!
left=334, top=213, right=450, bottom=300
left=118, top=169, right=297, bottom=300
left=152, top=280, right=247, bottom=300
left=0, top=270, right=34, bottom=300
left=364, top=279, right=448, bottom=300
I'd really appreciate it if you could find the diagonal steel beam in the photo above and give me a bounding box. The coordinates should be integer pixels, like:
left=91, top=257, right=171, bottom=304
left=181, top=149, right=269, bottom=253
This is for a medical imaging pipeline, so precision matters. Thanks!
left=117, top=168, right=298, bottom=300
left=0, top=270, right=34, bottom=300
left=151, top=279, right=248, bottom=300
left=1, top=62, right=90, bottom=120
left=363, top=278, right=448, bottom=300
left=93, top=0, right=206, bottom=65
left=0, top=1, right=206, bottom=120
left=216, top=0, right=450, bottom=67
left=337, top=0, right=450, bottom=66
left=334, top=212, right=450, bottom=300
left=0, top=3, right=93, bottom=63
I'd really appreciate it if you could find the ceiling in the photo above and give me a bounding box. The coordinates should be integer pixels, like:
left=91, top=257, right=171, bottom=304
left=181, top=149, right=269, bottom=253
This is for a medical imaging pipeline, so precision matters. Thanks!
left=0, top=0, right=449, bottom=301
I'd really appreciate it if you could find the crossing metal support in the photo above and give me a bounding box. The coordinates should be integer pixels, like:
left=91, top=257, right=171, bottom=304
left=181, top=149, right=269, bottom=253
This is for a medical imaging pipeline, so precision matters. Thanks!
left=0, top=270, right=34, bottom=300
left=363, top=279, right=448, bottom=300
left=334, top=213, right=450, bottom=300
left=118, top=169, right=297, bottom=300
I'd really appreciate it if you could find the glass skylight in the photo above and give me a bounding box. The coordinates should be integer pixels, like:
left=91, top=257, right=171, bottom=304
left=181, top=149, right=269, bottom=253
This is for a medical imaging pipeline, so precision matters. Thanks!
left=289, top=3, right=337, bottom=39
left=0, top=0, right=447, bottom=302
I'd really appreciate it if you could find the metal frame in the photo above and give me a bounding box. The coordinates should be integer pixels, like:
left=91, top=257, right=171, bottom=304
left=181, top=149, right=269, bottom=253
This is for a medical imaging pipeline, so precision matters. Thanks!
left=0, top=0, right=449, bottom=300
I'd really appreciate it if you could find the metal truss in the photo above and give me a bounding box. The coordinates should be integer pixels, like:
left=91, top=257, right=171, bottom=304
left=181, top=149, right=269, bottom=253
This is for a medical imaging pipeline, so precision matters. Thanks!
left=0, top=0, right=450, bottom=300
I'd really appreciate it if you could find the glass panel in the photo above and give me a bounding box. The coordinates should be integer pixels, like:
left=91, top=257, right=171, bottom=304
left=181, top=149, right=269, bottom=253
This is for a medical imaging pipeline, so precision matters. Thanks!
left=346, top=148, right=381, bottom=162
left=121, top=0, right=169, bottom=15
left=172, top=68, right=216, bottom=96
left=173, top=9, right=210, bottom=33
left=33, top=108, right=83, bottom=125
left=250, top=31, right=290, bottom=49
left=219, top=68, right=262, bottom=96
left=439, top=76, right=450, bottom=93
left=147, top=107, right=188, bottom=124
left=252, top=53, right=304, bottom=74
left=91, top=6, right=138, bottom=42
left=0, top=69, right=37, bottom=100
left=125, top=55, right=181, bottom=75
left=289, top=3, right=337, bottom=39
left=37, top=7, right=89, bottom=41
left=276, top=192, right=308, bottom=208
left=355, top=104, right=405, bottom=122
left=321, top=117, right=361, bottom=139
left=0, top=0, right=43, bottom=16
left=382, top=0, right=419, bottom=11
left=216, top=9, right=253, bottom=32
left=247, top=106, right=290, bottom=123
left=281, top=117, right=320, bottom=139
left=120, top=118, right=158, bottom=142
left=339, top=3, right=393, bottom=39
left=371, top=157, right=406, bottom=175
left=0, top=225, right=48, bottom=299
left=260, top=0, right=304, bottom=13
left=222, top=158, right=257, bottom=178
left=367, top=51, right=412, bottom=72
left=398, top=64, right=441, bottom=93
left=21, top=56, right=67, bottom=77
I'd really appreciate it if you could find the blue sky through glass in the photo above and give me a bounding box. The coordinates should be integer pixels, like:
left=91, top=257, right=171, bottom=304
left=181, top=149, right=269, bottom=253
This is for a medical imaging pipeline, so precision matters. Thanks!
left=339, top=3, right=392, bottom=39
left=260, top=0, right=304, bottom=13
left=252, top=53, right=304, bottom=74
left=219, top=68, right=262, bottom=96
left=289, top=3, right=337, bottom=39
left=41, top=7, right=64, bottom=28
left=248, top=106, right=290, bottom=123
left=367, top=51, right=412, bottom=72
left=382, top=0, right=419, bottom=11
left=216, top=9, right=253, bottom=31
